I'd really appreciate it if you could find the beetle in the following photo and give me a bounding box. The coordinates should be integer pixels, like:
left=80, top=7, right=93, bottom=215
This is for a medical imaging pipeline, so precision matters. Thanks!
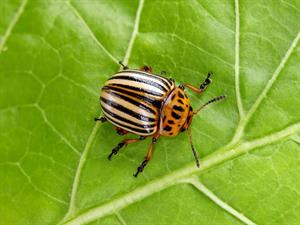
left=95, top=61, right=225, bottom=177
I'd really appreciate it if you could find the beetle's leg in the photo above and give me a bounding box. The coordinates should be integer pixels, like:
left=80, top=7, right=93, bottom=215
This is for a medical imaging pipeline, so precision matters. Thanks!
left=133, top=136, right=159, bottom=177
left=94, top=117, right=107, bottom=123
left=119, top=60, right=129, bottom=70
left=183, top=71, right=212, bottom=94
left=115, top=127, right=128, bottom=136
left=140, top=65, right=152, bottom=73
left=108, top=136, right=146, bottom=160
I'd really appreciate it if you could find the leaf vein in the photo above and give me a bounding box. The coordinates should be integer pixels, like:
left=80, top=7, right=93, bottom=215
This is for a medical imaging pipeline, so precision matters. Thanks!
left=66, top=1, right=119, bottom=64
left=246, top=30, right=300, bottom=122
left=140, top=31, right=233, bottom=67
left=61, top=122, right=300, bottom=225
left=36, top=105, right=81, bottom=156
left=115, top=212, right=128, bottom=225
left=61, top=75, right=99, bottom=97
left=0, top=0, right=28, bottom=52
left=230, top=30, right=300, bottom=144
left=234, top=0, right=245, bottom=119
left=193, top=0, right=234, bottom=33
left=183, top=176, right=257, bottom=225
left=61, top=122, right=101, bottom=221
left=18, top=163, right=68, bottom=205
left=122, top=0, right=145, bottom=65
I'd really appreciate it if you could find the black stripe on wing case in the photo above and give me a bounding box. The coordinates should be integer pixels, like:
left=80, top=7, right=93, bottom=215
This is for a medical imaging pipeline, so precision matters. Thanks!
left=103, top=111, right=152, bottom=134
left=101, top=106, right=155, bottom=130
left=104, top=89, right=157, bottom=115
left=101, top=97, right=156, bottom=122
left=109, top=75, right=168, bottom=92
left=103, top=86, right=162, bottom=109
left=110, top=83, right=163, bottom=97
left=117, top=70, right=173, bottom=89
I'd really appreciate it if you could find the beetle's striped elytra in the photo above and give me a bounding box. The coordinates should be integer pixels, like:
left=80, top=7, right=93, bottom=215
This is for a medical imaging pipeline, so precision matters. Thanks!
left=100, top=69, right=175, bottom=136
left=96, top=62, right=225, bottom=177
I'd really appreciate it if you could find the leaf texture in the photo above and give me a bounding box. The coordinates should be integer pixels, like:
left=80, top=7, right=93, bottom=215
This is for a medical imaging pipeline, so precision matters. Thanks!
left=1, top=0, right=300, bottom=225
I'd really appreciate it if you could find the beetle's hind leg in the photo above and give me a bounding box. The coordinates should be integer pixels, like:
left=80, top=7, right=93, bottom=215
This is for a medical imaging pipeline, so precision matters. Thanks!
left=108, top=136, right=146, bottom=160
left=119, top=60, right=129, bottom=70
left=94, top=117, right=107, bottom=123
left=134, top=136, right=159, bottom=177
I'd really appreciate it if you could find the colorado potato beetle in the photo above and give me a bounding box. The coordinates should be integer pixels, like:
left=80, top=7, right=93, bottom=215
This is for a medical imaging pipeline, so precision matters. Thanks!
left=96, top=62, right=225, bottom=177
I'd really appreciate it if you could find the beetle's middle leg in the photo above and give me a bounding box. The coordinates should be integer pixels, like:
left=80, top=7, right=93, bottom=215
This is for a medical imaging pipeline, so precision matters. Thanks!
left=182, top=71, right=212, bottom=94
left=108, top=136, right=146, bottom=160
left=115, top=127, right=128, bottom=136
left=134, top=135, right=159, bottom=177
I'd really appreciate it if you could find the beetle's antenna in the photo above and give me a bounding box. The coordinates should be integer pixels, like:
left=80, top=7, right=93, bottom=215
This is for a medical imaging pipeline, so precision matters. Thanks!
left=187, top=128, right=200, bottom=168
left=193, top=95, right=226, bottom=115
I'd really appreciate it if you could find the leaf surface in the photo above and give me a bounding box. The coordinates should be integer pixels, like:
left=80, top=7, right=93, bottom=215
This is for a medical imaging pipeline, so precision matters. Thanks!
left=1, top=0, right=300, bottom=225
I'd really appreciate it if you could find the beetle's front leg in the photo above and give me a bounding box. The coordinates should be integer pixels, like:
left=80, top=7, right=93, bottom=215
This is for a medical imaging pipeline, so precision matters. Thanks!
left=134, top=136, right=159, bottom=177
left=182, top=71, right=212, bottom=94
left=108, top=136, right=146, bottom=160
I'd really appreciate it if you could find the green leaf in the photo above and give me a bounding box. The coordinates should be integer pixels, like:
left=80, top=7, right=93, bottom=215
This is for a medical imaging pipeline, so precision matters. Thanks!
left=1, top=0, right=300, bottom=224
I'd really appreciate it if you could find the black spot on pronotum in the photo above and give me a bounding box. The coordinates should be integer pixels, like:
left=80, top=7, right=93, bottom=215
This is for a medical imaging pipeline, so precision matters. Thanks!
left=173, top=105, right=184, bottom=112
left=178, top=92, right=184, bottom=98
left=167, top=120, right=175, bottom=124
left=163, top=115, right=166, bottom=122
left=171, top=111, right=181, bottom=119
left=169, top=132, right=174, bottom=135
left=177, top=99, right=184, bottom=104
left=164, top=125, right=172, bottom=131
left=171, top=94, right=176, bottom=100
